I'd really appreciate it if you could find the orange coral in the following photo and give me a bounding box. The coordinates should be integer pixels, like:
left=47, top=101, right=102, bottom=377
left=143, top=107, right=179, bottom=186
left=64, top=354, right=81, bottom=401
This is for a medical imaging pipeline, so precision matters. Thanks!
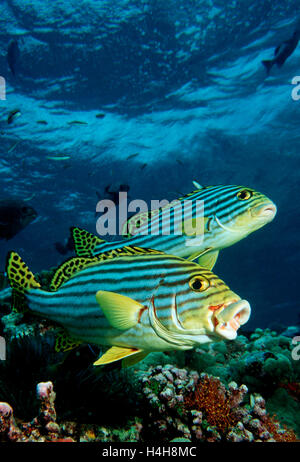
left=184, top=375, right=238, bottom=433
left=262, top=414, right=298, bottom=442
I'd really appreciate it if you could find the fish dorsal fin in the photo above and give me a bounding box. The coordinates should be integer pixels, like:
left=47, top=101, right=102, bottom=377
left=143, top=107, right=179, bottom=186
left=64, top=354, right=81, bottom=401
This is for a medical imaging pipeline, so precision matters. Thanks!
left=71, top=227, right=107, bottom=257
left=6, top=251, right=41, bottom=312
left=96, top=290, right=145, bottom=330
left=50, top=246, right=165, bottom=291
left=50, top=256, right=100, bottom=291
left=177, top=186, right=211, bottom=202
left=192, top=180, right=204, bottom=189
left=93, top=346, right=143, bottom=366
left=197, top=250, right=219, bottom=270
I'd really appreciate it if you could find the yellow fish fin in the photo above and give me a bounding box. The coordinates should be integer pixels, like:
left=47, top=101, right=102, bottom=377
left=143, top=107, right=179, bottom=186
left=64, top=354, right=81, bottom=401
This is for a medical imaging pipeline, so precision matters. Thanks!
left=55, top=328, right=82, bottom=353
left=50, top=255, right=99, bottom=291
left=197, top=250, right=219, bottom=270
left=96, top=290, right=144, bottom=330
left=6, top=251, right=41, bottom=313
left=187, top=247, right=212, bottom=262
left=71, top=227, right=106, bottom=257
left=93, top=346, right=142, bottom=366
left=122, top=351, right=149, bottom=368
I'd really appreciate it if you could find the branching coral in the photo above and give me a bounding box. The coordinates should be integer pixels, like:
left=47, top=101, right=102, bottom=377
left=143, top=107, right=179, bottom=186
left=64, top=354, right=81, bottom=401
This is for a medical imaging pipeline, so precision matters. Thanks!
left=184, top=375, right=245, bottom=433
left=140, top=365, right=299, bottom=442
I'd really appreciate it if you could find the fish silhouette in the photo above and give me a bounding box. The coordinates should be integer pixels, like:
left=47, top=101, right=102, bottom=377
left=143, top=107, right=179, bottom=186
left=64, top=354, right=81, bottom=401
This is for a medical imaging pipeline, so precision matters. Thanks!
left=7, top=39, right=19, bottom=76
left=0, top=199, right=37, bottom=240
left=262, top=26, right=300, bottom=74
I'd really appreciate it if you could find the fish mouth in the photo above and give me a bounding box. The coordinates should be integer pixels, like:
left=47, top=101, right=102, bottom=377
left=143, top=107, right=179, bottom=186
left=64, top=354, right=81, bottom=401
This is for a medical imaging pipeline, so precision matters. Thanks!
left=211, top=300, right=251, bottom=340
left=251, top=202, right=277, bottom=221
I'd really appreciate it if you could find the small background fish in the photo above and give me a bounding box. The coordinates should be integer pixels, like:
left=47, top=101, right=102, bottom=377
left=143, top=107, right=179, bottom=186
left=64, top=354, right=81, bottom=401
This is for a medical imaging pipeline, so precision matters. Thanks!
left=7, top=39, right=19, bottom=76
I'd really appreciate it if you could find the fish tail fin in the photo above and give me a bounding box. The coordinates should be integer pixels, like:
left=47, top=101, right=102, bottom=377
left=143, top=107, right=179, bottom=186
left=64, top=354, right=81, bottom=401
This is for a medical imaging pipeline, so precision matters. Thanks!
left=262, top=60, right=273, bottom=74
left=6, top=251, right=41, bottom=313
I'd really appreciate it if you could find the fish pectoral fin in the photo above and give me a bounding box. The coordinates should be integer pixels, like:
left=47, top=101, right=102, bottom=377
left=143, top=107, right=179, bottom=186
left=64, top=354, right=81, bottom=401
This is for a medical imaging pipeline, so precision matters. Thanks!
left=197, top=250, right=219, bottom=270
left=178, top=216, right=212, bottom=237
left=71, top=227, right=106, bottom=257
left=96, top=290, right=144, bottom=330
left=93, top=346, right=143, bottom=366
left=187, top=247, right=212, bottom=262
left=55, top=329, right=83, bottom=353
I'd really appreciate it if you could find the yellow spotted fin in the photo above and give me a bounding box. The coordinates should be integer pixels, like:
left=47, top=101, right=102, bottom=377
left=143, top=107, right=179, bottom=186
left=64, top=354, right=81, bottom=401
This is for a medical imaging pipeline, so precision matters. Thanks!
left=96, top=291, right=145, bottom=330
left=6, top=251, right=41, bottom=313
left=71, top=226, right=107, bottom=257
left=55, top=328, right=82, bottom=353
left=49, top=255, right=100, bottom=291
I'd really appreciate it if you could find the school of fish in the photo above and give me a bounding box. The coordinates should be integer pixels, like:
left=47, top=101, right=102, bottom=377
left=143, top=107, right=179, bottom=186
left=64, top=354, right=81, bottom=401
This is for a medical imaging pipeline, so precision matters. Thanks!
left=6, top=183, right=277, bottom=367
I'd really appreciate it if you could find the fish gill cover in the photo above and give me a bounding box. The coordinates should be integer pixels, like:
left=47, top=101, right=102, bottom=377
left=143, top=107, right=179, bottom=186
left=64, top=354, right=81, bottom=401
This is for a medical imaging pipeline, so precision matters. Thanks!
left=0, top=0, right=299, bottom=445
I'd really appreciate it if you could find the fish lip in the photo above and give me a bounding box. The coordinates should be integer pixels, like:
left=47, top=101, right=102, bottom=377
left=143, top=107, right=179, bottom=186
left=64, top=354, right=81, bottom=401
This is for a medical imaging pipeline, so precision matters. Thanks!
left=251, top=202, right=277, bottom=221
left=212, top=300, right=251, bottom=340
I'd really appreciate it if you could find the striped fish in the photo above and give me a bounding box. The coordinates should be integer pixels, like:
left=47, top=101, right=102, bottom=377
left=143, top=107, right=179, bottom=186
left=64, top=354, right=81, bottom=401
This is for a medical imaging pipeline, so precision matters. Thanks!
left=73, top=183, right=277, bottom=270
left=6, top=246, right=250, bottom=367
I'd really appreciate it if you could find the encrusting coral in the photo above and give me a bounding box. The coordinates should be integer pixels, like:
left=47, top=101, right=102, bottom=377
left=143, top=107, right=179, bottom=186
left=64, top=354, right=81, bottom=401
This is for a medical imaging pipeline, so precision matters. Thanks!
left=139, top=365, right=298, bottom=442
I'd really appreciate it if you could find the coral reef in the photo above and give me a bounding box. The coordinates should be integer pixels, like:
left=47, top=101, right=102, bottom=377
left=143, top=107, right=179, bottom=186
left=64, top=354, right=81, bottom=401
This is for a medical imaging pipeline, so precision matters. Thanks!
left=139, top=365, right=298, bottom=442
left=0, top=381, right=143, bottom=442
left=0, top=273, right=299, bottom=443
left=187, top=328, right=300, bottom=398
left=0, top=381, right=66, bottom=442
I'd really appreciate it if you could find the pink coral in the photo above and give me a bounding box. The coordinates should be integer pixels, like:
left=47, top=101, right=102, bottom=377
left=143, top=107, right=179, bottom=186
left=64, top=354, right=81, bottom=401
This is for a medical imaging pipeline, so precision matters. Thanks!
left=0, top=402, right=22, bottom=442
left=0, top=381, right=74, bottom=442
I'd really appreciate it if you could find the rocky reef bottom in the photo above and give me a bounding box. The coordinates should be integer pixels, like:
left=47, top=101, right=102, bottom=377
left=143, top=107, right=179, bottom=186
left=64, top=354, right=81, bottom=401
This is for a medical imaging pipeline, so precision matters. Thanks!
left=0, top=276, right=299, bottom=443
left=0, top=365, right=298, bottom=443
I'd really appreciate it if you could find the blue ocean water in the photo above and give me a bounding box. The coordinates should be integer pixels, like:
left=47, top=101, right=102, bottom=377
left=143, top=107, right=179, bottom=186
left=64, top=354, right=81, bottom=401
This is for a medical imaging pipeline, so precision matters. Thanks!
left=0, top=0, right=299, bottom=333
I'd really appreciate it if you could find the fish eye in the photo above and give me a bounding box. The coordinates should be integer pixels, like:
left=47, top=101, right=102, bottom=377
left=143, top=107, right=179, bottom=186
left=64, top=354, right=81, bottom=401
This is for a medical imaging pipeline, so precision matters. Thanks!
left=189, top=275, right=210, bottom=292
left=237, top=189, right=253, bottom=201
